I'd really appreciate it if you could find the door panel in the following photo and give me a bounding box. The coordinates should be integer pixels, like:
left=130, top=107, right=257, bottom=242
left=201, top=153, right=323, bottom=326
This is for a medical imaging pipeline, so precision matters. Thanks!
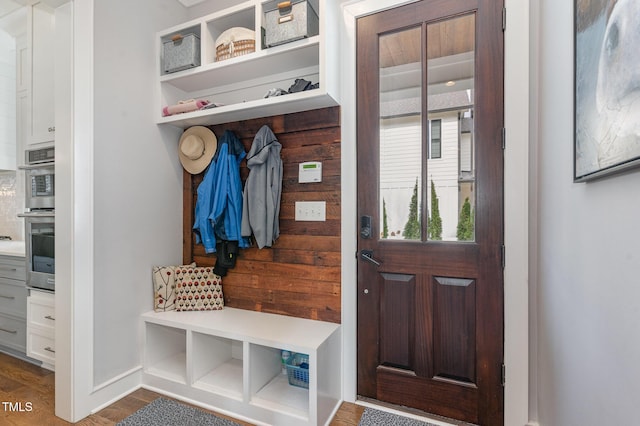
left=356, top=0, right=504, bottom=424
left=379, top=273, right=416, bottom=370
left=432, top=276, right=476, bottom=383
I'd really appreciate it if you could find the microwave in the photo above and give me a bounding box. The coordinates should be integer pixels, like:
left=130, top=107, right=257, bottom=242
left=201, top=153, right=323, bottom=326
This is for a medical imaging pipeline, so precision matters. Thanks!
left=23, top=147, right=55, bottom=210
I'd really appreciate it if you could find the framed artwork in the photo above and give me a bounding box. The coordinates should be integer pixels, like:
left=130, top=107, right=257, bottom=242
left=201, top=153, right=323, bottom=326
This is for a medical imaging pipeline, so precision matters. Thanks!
left=574, top=0, right=640, bottom=182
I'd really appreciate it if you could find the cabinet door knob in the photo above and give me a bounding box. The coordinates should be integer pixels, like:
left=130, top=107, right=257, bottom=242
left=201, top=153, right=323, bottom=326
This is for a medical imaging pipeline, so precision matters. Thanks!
left=48, top=126, right=55, bottom=132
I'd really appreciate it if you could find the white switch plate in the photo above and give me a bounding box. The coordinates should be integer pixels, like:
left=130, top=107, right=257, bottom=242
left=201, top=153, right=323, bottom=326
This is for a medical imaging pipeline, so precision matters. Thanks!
left=295, top=201, right=326, bottom=221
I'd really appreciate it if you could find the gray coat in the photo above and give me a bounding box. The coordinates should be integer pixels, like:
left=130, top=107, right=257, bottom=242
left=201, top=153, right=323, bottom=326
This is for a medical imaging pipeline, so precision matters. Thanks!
left=241, top=125, right=283, bottom=248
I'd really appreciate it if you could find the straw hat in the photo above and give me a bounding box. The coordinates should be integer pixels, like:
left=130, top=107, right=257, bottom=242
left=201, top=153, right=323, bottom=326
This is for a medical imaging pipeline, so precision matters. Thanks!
left=178, top=126, right=217, bottom=174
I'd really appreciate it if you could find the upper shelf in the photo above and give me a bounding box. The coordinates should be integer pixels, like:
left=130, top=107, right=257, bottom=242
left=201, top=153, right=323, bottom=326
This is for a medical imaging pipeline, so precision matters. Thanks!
left=160, top=36, right=320, bottom=93
left=157, top=89, right=338, bottom=128
left=156, top=0, right=338, bottom=128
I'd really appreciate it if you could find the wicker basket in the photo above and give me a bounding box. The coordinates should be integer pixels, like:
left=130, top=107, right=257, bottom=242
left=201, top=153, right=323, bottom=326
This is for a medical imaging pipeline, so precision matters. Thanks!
left=215, top=27, right=255, bottom=62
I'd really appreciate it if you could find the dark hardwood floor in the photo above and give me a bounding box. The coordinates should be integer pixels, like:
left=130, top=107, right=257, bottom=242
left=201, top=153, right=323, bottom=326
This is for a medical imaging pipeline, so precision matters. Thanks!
left=0, top=352, right=364, bottom=425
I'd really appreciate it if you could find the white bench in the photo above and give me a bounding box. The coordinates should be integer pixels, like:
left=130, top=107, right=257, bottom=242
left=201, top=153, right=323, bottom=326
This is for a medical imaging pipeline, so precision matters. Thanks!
left=141, top=307, right=341, bottom=426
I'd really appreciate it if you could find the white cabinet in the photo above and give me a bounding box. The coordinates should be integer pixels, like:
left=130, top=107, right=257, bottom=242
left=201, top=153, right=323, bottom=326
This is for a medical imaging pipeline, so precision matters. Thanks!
left=142, top=308, right=341, bottom=426
left=157, top=0, right=340, bottom=128
left=0, top=255, right=27, bottom=355
left=0, top=32, right=19, bottom=170
left=16, top=35, right=29, bottom=93
left=26, top=2, right=55, bottom=146
left=16, top=33, right=29, bottom=164
left=26, top=289, right=55, bottom=370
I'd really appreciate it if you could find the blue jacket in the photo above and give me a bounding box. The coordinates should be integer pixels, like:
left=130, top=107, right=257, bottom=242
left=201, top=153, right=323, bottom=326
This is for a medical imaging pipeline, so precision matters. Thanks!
left=193, top=130, right=250, bottom=253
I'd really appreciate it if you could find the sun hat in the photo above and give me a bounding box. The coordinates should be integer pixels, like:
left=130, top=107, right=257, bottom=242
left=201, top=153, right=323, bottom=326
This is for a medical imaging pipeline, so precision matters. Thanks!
left=178, top=126, right=217, bottom=174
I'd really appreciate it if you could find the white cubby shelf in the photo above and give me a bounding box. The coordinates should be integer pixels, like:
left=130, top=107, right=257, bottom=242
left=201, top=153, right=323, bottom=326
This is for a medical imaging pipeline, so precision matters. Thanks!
left=141, top=307, right=342, bottom=426
left=156, top=0, right=340, bottom=128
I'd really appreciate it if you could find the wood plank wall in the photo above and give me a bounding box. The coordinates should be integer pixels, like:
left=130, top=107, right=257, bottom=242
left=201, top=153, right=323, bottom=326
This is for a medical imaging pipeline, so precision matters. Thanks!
left=183, top=106, right=341, bottom=323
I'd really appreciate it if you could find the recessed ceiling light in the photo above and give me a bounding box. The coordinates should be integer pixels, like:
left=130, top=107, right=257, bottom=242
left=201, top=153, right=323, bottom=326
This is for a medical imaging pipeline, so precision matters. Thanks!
left=445, top=80, right=456, bottom=87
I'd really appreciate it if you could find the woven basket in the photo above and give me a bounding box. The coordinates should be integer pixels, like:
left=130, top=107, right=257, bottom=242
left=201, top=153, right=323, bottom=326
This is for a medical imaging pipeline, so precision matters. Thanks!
left=215, top=27, right=255, bottom=62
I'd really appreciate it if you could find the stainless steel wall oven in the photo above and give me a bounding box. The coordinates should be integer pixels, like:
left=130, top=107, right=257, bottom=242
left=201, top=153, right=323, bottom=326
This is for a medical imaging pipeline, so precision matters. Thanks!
left=19, top=147, right=55, bottom=292
left=23, top=212, right=55, bottom=291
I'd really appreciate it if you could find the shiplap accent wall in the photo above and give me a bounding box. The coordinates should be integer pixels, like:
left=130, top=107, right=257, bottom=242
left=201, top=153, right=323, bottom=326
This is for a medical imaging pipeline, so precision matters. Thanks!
left=184, top=106, right=341, bottom=323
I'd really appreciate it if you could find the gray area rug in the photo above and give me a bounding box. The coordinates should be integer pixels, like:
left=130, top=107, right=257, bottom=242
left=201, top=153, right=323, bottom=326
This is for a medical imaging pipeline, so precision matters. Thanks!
left=358, top=407, right=442, bottom=426
left=117, top=398, right=242, bottom=426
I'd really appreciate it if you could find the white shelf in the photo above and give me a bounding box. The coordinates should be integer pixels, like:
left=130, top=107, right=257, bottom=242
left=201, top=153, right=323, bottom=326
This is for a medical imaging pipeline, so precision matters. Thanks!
left=142, top=307, right=341, bottom=426
left=156, top=0, right=340, bottom=128
left=144, top=322, right=187, bottom=384
left=147, top=352, right=187, bottom=384
left=192, top=332, right=244, bottom=399
left=193, top=358, right=243, bottom=399
left=157, top=89, right=337, bottom=128
left=160, top=36, right=320, bottom=92
left=252, top=373, right=309, bottom=420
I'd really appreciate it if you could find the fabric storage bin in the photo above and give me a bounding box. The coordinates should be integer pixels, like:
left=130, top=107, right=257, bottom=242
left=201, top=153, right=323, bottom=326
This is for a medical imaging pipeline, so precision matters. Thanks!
left=264, top=0, right=319, bottom=47
left=163, top=33, right=201, bottom=74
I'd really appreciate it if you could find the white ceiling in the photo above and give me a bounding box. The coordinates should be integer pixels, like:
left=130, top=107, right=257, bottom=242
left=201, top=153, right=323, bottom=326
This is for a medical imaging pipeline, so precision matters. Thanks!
left=0, top=0, right=28, bottom=37
left=0, top=0, right=25, bottom=19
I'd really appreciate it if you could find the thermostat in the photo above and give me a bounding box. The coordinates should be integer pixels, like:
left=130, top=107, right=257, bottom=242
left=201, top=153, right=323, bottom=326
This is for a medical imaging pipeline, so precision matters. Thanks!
left=298, top=161, right=322, bottom=183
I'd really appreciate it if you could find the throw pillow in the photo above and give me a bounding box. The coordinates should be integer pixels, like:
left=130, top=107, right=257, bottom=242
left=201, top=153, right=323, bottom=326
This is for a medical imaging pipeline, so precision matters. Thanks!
left=174, top=266, right=224, bottom=311
left=152, top=263, right=195, bottom=312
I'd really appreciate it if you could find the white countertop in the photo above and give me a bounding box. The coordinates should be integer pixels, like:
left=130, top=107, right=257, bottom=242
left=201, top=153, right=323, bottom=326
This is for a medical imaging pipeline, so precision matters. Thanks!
left=0, top=241, right=26, bottom=258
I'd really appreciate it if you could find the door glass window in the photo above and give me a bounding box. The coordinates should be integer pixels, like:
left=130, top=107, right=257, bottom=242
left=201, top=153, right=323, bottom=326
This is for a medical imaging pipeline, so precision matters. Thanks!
left=378, top=15, right=476, bottom=243
left=378, top=27, right=423, bottom=240
left=426, top=14, right=475, bottom=241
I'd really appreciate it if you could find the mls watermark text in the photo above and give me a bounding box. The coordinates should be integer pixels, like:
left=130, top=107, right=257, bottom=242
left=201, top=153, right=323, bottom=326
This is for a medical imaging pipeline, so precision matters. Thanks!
left=2, top=401, right=33, bottom=412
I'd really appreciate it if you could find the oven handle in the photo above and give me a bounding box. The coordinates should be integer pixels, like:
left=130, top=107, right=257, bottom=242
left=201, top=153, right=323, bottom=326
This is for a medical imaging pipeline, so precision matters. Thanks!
left=18, top=212, right=55, bottom=218
left=18, top=163, right=54, bottom=170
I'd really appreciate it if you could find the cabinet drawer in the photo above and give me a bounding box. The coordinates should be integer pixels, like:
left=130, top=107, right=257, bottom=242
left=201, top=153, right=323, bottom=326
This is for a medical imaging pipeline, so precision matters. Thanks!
left=0, top=314, right=27, bottom=353
left=27, top=327, right=55, bottom=366
left=0, top=258, right=26, bottom=281
left=0, top=280, right=28, bottom=318
left=27, top=294, right=55, bottom=332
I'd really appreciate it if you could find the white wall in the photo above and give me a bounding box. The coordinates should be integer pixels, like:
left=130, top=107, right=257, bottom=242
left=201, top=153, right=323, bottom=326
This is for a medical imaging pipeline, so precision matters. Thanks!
left=92, top=0, right=186, bottom=385
left=533, top=0, right=640, bottom=424
left=55, top=0, right=188, bottom=421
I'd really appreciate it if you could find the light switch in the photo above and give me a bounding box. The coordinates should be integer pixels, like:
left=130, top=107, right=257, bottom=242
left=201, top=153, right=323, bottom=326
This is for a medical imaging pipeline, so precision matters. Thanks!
left=295, top=201, right=326, bottom=221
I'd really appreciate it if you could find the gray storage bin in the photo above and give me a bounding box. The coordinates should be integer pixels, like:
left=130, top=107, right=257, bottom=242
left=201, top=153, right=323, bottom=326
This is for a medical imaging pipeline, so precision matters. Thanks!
left=163, top=33, right=201, bottom=74
left=264, top=0, right=319, bottom=47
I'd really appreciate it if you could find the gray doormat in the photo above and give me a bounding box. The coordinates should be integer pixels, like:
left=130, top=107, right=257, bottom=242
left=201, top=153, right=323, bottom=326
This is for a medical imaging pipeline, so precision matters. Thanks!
left=358, top=407, right=443, bottom=426
left=117, top=398, right=242, bottom=426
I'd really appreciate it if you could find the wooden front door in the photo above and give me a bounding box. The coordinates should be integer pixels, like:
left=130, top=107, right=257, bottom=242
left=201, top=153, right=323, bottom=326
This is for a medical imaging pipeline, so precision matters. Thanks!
left=356, top=0, right=504, bottom=424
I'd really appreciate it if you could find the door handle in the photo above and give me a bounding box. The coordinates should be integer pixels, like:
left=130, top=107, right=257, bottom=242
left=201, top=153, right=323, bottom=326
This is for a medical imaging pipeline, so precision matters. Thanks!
left=360, top=249, right=382, bottom=266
